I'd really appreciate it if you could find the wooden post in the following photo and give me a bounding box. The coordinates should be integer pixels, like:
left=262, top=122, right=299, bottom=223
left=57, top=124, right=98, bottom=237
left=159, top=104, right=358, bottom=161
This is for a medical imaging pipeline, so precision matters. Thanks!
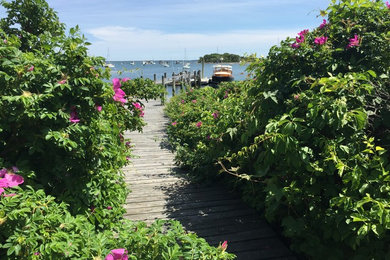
left=197, top=70, right=201, bottom=88
left=153, top=74, right=157, bottom=83
left=201, top=59, right=205, bottom=78
left=161, top=75, right=166, bottom=105
left=172, top=72, right=176, bottom=96
left=193, top=71, right=197, bottom=88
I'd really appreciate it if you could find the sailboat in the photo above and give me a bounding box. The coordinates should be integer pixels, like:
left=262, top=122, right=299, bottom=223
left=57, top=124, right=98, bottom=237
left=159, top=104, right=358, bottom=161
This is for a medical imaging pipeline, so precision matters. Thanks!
left=182, top=49, right=190, bottom=70
left=104, top=48, right=115, bottom=68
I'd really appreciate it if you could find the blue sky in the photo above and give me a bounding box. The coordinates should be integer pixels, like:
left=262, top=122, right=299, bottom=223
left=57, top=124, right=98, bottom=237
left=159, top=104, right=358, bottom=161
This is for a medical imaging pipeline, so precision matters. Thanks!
left=1, top=0, right=331, bottom=60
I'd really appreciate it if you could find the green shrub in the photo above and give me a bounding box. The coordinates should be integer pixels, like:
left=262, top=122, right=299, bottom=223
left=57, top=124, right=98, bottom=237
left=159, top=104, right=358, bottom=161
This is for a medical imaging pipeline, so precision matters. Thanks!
left=166, top=1, right=390, bottom=258
left=0, top=186, right=235, bottom=259
left=0, top=1, right=233, bottom=259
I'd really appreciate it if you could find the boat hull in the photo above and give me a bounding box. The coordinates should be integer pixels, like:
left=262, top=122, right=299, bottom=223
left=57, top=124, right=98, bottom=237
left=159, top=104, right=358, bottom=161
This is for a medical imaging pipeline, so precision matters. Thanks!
left=210, top=75, right=234, bottom=85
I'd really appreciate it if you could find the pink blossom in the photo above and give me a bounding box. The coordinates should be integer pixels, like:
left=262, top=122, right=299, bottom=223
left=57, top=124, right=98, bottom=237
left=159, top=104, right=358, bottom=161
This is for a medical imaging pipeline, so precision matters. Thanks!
left=295, top=29, right=309, bottom=44
left=58, top=79, right=67, bottom=84
left=171, top=121, right=177, bottom=126
left=107, top=206, right=113, bottom=210
left=95, top=104, right=102, bottom=112
left=294, top=94, right=300, bottom=100
left=291, top=43, right=300, bottom=49
left=196, top=121, right=202, bottom=128
left=112, top=78, right=121, bottom=90
left=132, top=102, right=142, bottom=110
left=221, top=241, right=228, bottom=251
left=0, top=173, right=24, bottom=188
left=121, top=78, right=130, bottom=82
left=0, top=169, right=6, bottom=178
left=27, top=66, right=34, bottom=72
left=192, top=99, right=197, bottom=103
left=347, top=34, right=360, bottom=48
left=125, top=141, right=131, bottom=147
left=4, top=173, right=24, bottom=187
left=314, top=36, right=328, bottom=45
left=70, top=107, right=80, bottom=123
left=181, top=99, right=185, bottom=104
left=296, top=36, right=305, bottom=43
left=34, top=252, right=40, bottom=256
left=298, top=29, right=309, bottom=37
left=212, top=112, right=219, bottom=119
left=113, top=88, right=127, bottom=104
left=319, top=19, right=327, bottom=29
left=386, top=1, right=390, bottom=9
left=126, top=156, right=131, bottom=161
left=105, top=249, right=128, bottom=260
left=140, top=111, right=144, bottom=117
left=3, top=39, right=7, bottom=44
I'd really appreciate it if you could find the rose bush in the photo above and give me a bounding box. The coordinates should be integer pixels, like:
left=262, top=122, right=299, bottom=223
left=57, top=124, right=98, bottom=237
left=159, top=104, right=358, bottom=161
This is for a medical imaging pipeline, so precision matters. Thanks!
left=166, top=1, right=390, bottom=258
left=0, top=0, right=233, bottom=259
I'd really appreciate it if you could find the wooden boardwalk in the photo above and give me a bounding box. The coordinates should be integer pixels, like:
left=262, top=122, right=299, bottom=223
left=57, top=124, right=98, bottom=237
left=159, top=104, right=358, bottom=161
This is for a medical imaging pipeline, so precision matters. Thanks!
left=123, top=100, right=295, bottom=260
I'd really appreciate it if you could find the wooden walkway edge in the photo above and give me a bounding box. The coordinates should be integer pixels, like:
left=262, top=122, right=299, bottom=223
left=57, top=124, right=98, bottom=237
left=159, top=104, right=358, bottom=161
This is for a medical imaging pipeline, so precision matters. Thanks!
left=123, top=100, right=295, bottom=260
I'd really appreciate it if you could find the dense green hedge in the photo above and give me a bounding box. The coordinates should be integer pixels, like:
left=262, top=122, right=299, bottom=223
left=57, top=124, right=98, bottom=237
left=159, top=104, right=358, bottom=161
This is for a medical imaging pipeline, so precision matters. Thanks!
left=166, top=1, right=390, bottom=259
left=0, top=0, right=235, bottom=259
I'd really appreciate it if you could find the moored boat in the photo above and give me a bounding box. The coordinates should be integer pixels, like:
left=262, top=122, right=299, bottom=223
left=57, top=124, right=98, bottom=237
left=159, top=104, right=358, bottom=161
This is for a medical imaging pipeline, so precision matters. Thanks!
left=209, top=65, right=234, bottom=85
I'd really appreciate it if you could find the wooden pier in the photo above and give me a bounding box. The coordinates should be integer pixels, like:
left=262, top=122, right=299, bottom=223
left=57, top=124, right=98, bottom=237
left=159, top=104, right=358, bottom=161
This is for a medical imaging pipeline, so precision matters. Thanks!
left=123, top=100, right=296, bottom=259
left=153, top=70, right=209, bottom=87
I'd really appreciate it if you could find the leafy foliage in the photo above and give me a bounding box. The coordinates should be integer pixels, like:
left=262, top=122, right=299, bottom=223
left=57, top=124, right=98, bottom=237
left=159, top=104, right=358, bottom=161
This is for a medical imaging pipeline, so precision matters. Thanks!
left=0, top=186, right=234, bottom=259
left=166, top=1, right=390, bottom=259
left=0, top=0, right=231, bottom=259
left=198, top=53, right=241, bottom=63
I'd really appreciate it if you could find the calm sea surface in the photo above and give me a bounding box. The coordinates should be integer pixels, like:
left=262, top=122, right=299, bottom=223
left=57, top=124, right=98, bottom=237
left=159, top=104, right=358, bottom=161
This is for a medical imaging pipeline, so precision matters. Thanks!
left=108, top=60, right=249, bottom=81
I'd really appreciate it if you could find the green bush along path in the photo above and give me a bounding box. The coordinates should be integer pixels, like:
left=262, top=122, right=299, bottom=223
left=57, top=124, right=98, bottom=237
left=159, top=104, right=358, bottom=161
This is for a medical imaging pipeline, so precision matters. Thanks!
left=123, top=100, right=295, bottom=259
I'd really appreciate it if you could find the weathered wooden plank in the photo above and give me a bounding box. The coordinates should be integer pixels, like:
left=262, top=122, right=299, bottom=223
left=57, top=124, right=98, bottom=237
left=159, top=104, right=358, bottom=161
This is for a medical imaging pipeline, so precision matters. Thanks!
left=122, top=100, right=294, bottom=259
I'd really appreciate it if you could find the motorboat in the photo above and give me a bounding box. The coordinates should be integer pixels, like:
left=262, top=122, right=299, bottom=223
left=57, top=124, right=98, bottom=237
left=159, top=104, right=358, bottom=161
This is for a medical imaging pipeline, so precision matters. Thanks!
left=209, top=65, right=234, bottom=85
left=183, top=62, right=190, bottom=70
left=130, top=61, right=135, bottom=65
left=104, top=63, right=115, bottom=68
left=161, top=61, right=170, bottom=67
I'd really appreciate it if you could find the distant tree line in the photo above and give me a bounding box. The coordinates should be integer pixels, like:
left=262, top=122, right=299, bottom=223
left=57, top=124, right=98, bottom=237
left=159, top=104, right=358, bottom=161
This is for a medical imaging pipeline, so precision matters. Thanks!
left=198, top=53, right=241, bottom=63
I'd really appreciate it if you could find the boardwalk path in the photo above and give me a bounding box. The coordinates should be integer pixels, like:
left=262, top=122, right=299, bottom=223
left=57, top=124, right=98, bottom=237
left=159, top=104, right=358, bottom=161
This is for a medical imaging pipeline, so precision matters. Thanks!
left=123, top=100, right=295, bottom=259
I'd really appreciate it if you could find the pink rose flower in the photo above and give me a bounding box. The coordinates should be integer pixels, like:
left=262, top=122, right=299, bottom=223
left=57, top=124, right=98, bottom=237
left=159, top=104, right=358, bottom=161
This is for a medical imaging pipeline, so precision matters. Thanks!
left=221, top=241, right=228, bottom=251
left=196, top=121, right=202, bottom=128
left=212, top=112, right=219, bottom=119
left=105, top=249, right=128, bottom=260
left=27, top=66, right=34, bottom=72
left=314, top=36, right=328, bottom=45
left=347, top=34, right=360, bottom=48
left=69, top=107, right=80, bottom=123
left=291, top=43, right=300, bottom=49
left=319, top=19, right=327, bottom=29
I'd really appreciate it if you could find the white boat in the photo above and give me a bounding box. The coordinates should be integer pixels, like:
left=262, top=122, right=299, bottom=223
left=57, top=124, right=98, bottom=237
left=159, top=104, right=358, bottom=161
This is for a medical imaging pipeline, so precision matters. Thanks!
left=183, top=62, right=190, bottom=70
left=209, top=65, right=234, bottom=85
left=161, top=61, right=170, bottom=67
left=130, top=61, right=135, bottom=65
left=105, top=63, right=115, bottom=68
left=104, top=48, right=115, bottom=68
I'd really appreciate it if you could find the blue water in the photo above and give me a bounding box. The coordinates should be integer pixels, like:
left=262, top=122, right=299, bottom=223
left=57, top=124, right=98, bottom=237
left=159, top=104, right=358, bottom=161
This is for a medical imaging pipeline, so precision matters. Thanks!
left=108, top=60, right=249, bottom=81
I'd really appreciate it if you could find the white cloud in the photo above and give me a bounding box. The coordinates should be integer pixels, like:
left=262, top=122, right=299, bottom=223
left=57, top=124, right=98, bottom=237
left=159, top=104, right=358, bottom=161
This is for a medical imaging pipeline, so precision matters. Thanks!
left=87, top=26, right=298, bottom=60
